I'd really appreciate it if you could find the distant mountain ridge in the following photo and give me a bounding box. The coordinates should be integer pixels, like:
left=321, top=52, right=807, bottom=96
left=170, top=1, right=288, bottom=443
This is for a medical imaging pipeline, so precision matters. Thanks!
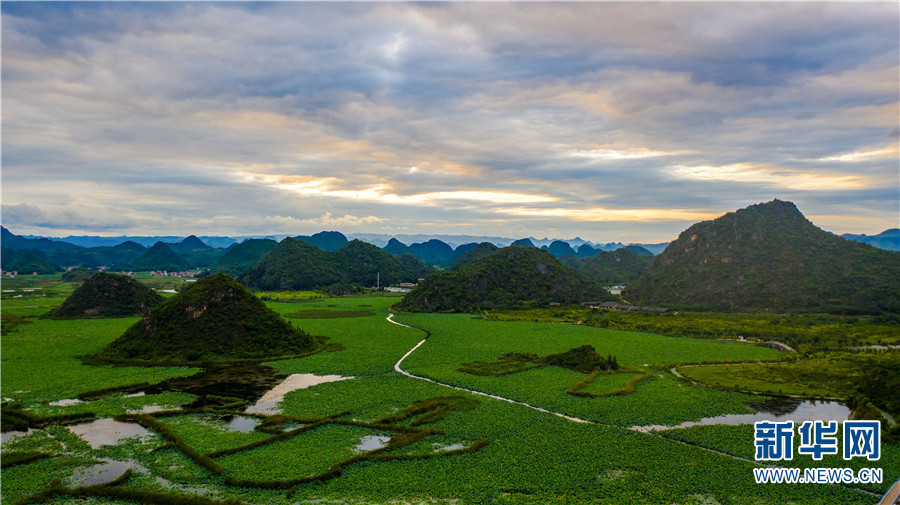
left=841, top=229, right=899, bottom=251
left=625, top=200, right=900, bottom=314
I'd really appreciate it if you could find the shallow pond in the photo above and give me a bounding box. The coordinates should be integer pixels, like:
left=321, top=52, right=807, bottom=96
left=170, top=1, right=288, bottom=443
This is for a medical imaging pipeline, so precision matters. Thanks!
left=354, top=434, right=390, bottom=452
left=224, top=415, right=259, bottom=432
left=632, top=398, right=851, bottom=432
left=68, top=458, right=144, bottom=486
left=68, top=418, right=154, bottom=448
left=244, top=373, right=352, bottom=414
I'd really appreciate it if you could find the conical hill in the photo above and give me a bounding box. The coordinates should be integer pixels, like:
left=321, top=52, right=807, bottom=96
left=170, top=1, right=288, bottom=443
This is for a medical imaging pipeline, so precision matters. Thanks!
left=45, top=272, right=164, bottom=318
left=96, top=274, right=317, bottom=362
left=625, top=200, right=900, bottom=313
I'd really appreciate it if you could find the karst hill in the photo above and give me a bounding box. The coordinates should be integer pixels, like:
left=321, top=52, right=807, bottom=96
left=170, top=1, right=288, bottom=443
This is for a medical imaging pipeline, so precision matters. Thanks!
left=95, top=273, right=317, bottom=362
left=625, top=200, right=900, bottom=314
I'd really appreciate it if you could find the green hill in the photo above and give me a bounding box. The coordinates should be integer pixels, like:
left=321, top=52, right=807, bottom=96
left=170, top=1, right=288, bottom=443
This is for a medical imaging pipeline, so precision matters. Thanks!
left=383, top=238, right=412, bottom=255
left=2, top=249, right=63, bottom=274
left=211, top=238, right=278, bottom=276
left=395, top=246, right=614, bottom=312
left=295, top=231, right=348, bottom=251
left=448, top=242, right=499, bottom=271
left=44, top=272, right=164, bottom=318
left=333, top=239, right=411, bottom=286
left=624, top=200, right=900, bottom=314
left=547, top=240, right=577, bottom=258
left=624, top=245, right=653, bottom=256
left=131, top=242, right=188, bottom=271
left=240, top=238, right=341, bottom=291
left=576, top=244, right=597, bottom=258
left=169, top=235, right=224, bottom=267
left=240, top=238, right=421, bottom=291
left=578, top=248, right=652, bottom=285
left=60, top=267, right=96, bottom=283
left=408, top=239, right=456, bottom=268
left=95, top=274, right=317, bottom=362
left=394, top=253, right=433, bottom=279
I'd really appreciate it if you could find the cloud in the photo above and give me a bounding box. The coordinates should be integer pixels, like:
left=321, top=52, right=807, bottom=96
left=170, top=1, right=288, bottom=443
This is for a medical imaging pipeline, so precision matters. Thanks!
left=1, top=2, right=897, bottom=240
left=666, top=163, right=872, bottom=191
left=2, top=202, right=138, bottom=231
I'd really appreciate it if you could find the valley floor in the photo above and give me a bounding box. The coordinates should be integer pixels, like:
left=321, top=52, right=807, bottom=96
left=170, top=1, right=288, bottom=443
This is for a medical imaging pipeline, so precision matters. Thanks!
left=2, top=292, right=897, bottom=505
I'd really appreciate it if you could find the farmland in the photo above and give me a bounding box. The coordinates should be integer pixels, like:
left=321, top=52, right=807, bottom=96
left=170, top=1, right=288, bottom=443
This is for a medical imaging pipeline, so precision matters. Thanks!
left=1, top=282, right=896, bottom=504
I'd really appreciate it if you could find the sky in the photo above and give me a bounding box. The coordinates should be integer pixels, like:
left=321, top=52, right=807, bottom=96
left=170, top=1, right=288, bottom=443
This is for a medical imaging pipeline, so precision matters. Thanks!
left=2, top=2, right=898, bottom=243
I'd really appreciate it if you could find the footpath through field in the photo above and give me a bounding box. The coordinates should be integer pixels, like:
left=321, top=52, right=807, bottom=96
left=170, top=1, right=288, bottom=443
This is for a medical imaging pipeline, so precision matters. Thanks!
left=386, top=313, right=882, bottom=501
left=388, top=313, right=590, bottom=423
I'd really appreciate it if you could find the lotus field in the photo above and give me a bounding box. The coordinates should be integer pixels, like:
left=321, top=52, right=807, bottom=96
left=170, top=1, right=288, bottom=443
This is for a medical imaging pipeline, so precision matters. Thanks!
left=2, top=290, right=895, bottom=504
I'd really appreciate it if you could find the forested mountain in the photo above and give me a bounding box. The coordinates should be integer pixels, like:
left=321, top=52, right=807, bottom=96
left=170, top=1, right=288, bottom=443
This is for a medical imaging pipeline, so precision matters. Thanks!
left=131, top=242, right=188, bottom=271
left=295, top=231, right=349, bottom=251
left=395, top=246, right=614, bottom=312
left=382, top=238, right=481, bottom=268
left=96, top=274, right=316, bottom=362
left=408, top=239, right=456, bottom=268
left=510, top=238, right=536, bottom=247
left=546, top=240, right=577, bottom=258
left=45, top=272, right=164, bottom=318
left=210, top=239, right=279, bottom=276
left=383, top=238, right=412, bottom=255
left=625, top=200, right=900, bottom=314
left=240, top=238, right=421, bottom=291
left=169, top=235, right=224, bottom=267
left=1, top=248, right=63, bottom=274
left=448, top=242, right=499, bottom=271
left=578, top=248, right=652, bottom=285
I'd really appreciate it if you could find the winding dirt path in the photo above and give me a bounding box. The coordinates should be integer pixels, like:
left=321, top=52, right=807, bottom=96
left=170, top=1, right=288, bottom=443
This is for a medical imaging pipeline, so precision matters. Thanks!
left=388, top=314, right=590, bottom=423
left=386, top=313, right=881, bottom=500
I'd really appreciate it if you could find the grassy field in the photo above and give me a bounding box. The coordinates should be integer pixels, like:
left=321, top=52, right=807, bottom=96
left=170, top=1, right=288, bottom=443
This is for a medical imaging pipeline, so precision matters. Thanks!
left=1, top=285, right=896, bottom=504
left=396, top=312, right=783, bottom=426
left=488, top=307, right=900, bottom=350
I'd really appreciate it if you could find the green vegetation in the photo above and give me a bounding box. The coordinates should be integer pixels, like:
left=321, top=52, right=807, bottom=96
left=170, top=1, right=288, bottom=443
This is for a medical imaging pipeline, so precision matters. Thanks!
left=459, top=345, right=654, bottom=398
left=131, top=241, right=188, bottom=271
left=284, top=309, right=375, bottom=318
left=447, top=242, right=498, bottom=270
left=240, top=238, right=419, bottom=291
left=2, top=290, right=896, bottom=504
left=0, top=451, right=53, bottom=468
left=1, top=227, right=148, bottom=270
left=60, top=267, right=96, bottom=283
left=661, top=423, right=900, bottom=495
left=294, top=231, right=348, bottom=251
left=407, top=239, right=456, bottom=268
left=577, top=247, right=652, bottom=285
left=397, top=312, right=782, bottom=426
left=95, top=274, right=318, bottom=363
left=626, top=199, right=900, bottom=314
left=1, top=403, right=95, bottom=432
left=485, top=306, right=900, bottom=351
left=1, top=249, right=63, bottom=274
left=396, top=246, right=615, bottom=312
left=169, top=235, right=225, bottom=268
left=210, top=239, right=278, bottom=276
left=1, top=317, right=198, bottom=407
left=43, top=272, right=165, bottom=318
left=567, top=367, right=653, bottom=397
left=1, top=313, right=31, bottom=335
left=679, top=351, right=900, bottom=419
